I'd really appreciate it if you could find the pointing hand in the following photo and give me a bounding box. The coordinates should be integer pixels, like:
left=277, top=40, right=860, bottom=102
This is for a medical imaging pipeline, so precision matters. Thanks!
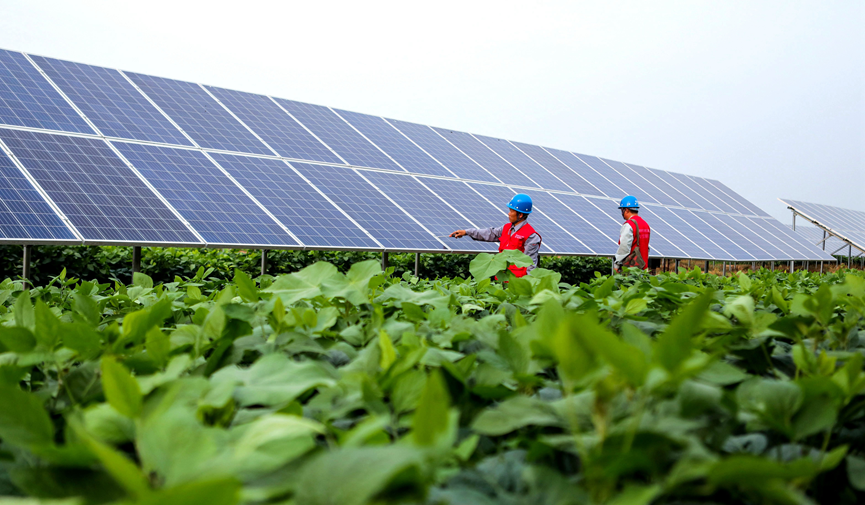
left=450, top=230, right=466, bottom=238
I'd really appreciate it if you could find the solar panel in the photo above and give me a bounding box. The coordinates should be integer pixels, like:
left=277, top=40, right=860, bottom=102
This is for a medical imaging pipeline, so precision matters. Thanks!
left=0, top=130, right=199, bottom=244
left=204, top=86, right=341, bottom=164
left=273, top=99, right=401, bottom=171
left=331, top=110, right=451, bottom=178
left=643, top=167, right=703, bottom=209
left=359, top=171, right=493, bottom=252
left=114, top=143, right=297, bottom=247
left=617, top=162, right=680, bottom=207
left=702, top=178, right=769, bottom=217
left=31, top=56, right=192, bottom=145
left=0, top=50, right=94, bottom=134
left=411, top=178, right=501, bottom=253
left=648, top=205, right=729, bottom=260
left=750, top=217, right=835, bottom=261
left=124, top=72, right=271, bottom=155
left=788, top=225, right=845, bottom=253
left=290, top=163, right=444, bottom=251
left=467, top=183, right=587, bottom=254
left=434, top=130, right=537, bottom=188
left=676, top=209, right=754, bottom=261
left=569, top=153, right=627, bottom=199
left=207, top=153, right=378, bottom=249
left=510, top=143, right=604, bottom=197
left=716, top=213, right=790, bottom=260
left=550, top=194, right=621, bottom=244
left=515, top=189, right=606, bottom=254
left=597, top=158, right=659, bottom=205
left=688, top=176, right=750, bottom=215
left=637, top=206, right=701, bottom=258
left=783, top=199, right=865, bottom=234
left=473, top=135, right=568, bottom=190
left=0, top=145, right=76, bottom=241
left=386, top=119, right=498, bottom=183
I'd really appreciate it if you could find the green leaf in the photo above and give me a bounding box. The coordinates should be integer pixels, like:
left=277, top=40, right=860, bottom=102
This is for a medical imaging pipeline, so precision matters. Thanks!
left=0, top=326, right=36, bottom=353
left=13, top=291, right=34, bottom=332
left=0, top=383, right=54, bottom=448
left=321, top=260, right=382, bottom=305
left=498, top=331, right=529, bottom=375
left=378, top=330, right=397, bottom=371
left=498, top=249, right=534, bottom=267
left=470, top=253, right=507, bottom=279
left=83, top=403, right=136, bottom=444
left=33, top=299, right=61, bottom=349
left=607, top=484, right=662, bottom=505
left=771, top=286, right=789, bottom=313
left=138, top=478, right=240, bottom=505
left=846, top=455, right=865, bottom=491
left=62, top=322, right=102, bottom=358
left=145, top=326, right=170, bottom=367
left=655, top=290, right=715, bottom=372
left=708, top=454, right=818, bottom=486
left=71, top=291, right=100, bottom=326
left=101, top=356, right=143, bottom=418
left=472, top=396, right=562, bottom=436
left=118, top=297, right=173, bottom=348
left=71, top=418, right=151, bottom=499
left=133, top=272, right=154, bottom=289
left=233, top=268, right=258, bottom=303
left=210, top=353, right=336, bottom=407
left=737, top=272, right=752, bottom=291
left=412, top=369, right=450, bottom=446
left=264, top=262, right=337, bottom=304
left=294, top=446, right=425, bottom=505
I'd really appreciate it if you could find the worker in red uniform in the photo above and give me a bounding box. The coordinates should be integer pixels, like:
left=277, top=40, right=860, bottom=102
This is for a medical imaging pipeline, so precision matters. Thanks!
left=614, top=196, right=651, bottom=272
left=449, top=194, right=541, bottom=277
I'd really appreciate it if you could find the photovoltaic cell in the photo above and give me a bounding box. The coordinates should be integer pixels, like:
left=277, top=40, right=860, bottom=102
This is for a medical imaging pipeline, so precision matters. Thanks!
left=291, top=163, right=443, bottom=250
left=0, top=50, right=93, bottom=134
left=576, top=197, right=677, bottom=257
left=551, top=194, right=621, bottom=244
left=0, top=146, right=75, bottom=240
left=415, top=178, right=502, bottom=252
left=512, top=142, right=604, bottom=196
left=701, top=178, right=768, bottom=217
left=335, top=110, right=452, bottom=177
left=387, top=119, right=495, bottom=182
left=714, top=213, right=790, bottom=260
left=598, top=158, right=658, bottom=204
left=468, top=183, right=586, bottom=254
left=273, top=99, right=401, bottom=170
left=515, top=189, right=602, bottom=254
left=689, top=177, right=750, bottom=215
left=649, top=205, right=729, bottom=259
left=678, top=173, right=738, bottom=214
left=435, top=130, right=537, bottom=188
left=207, top=153, right=377, bottom=248
left=473, top=135, right=565, bottom=190
left=568, top=153, right=627, bottom=199
left=638, top=206, right=703, bottom=258
left=784, top=200, right=865, bottom=233
left=789, top=225, right=846, bottom=253
left=642, top=167, right=702, bottom=209
left=616, top=162, right=679, bottom=207
left=31, top=56, right=192, bottom=145
left=125, top=72, right=271, bottom=155
left=677, top=209, right=754, bottom=260
left=114, top=143, right=296, bottom=246
left=205, top=86, right=341, bottom=163
left=0, top=130, right=198, bottom=243
left=747, top=217, right=834, bottom=260
left=360, top=171, right=492, bottom=252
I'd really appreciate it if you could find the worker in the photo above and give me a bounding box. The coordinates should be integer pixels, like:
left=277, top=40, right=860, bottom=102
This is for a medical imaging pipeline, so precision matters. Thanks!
left=449, top=194, right=542, bottom=277
left=614, top=196, right=651, bottom=272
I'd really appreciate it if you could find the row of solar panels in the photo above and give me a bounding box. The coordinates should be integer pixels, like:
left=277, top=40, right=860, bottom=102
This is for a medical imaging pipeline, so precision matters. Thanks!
left=0, top=126, right=834, bottom=261
left=782, top=199, right=865, bottom=255
left=787, top=226, right=849, bottom=255
left=0, top=48, right=834, bottom=260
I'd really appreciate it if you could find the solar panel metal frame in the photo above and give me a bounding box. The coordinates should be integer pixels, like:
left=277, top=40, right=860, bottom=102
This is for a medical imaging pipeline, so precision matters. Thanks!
left=780, top=199, right=865, bottom=256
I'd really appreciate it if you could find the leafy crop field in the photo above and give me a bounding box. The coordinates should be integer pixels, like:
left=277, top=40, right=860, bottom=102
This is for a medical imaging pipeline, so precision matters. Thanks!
left=0, top=252, right=863, bottom=504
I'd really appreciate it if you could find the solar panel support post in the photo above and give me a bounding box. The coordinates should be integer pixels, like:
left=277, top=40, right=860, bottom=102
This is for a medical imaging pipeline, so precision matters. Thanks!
left=704, top=260, right=709, bottom=273
left=792, top=213, right=796, bottom=231
left=722, top=262, right=726, bottom=276
left=823, top=230, right=826, bottom=251
left=261, top=250, right=268, bottom=277
left=770, top=261, right=774, bottom=271
left=849, top=246, right=852, bottom=269
left=22, top=245, right=31, bottom=289
left=820, top=261, right=823, bottom=274
left=132, top=247, right=141, bottom=277
left=382, top=252, right=389, bottom=272
left=790, top=260, right=794, bottom=272
left=414, top=253, right=420, bottom=277
left=675, top=259, right=680, bottom=273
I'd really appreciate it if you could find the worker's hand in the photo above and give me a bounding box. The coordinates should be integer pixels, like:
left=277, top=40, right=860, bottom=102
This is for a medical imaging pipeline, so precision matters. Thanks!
left=449, top=230, right=466, bottom=238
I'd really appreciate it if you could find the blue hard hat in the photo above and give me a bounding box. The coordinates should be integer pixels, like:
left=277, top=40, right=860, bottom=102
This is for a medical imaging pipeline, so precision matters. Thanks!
left=618, top=196, right=640, bottom=209
left=508, top=194, right=533, bottom=214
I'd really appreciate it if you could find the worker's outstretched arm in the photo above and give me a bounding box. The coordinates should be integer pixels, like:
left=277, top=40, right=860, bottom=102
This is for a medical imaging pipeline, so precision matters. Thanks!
left=613, top=222, right=634, bottom=270
left=450, top=226, right=503, bottom=242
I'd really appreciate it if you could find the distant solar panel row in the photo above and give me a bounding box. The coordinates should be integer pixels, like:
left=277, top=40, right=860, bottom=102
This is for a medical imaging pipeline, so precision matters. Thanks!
left=0, top=48, right=835, bottom=261
left=781, top=199, right=865, bottom=254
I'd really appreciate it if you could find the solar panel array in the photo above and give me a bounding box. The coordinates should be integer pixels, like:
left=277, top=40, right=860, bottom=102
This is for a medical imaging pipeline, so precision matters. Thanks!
left=0, top=48, right=834, bottom=261
left=780, top=199, right=865, bottom=255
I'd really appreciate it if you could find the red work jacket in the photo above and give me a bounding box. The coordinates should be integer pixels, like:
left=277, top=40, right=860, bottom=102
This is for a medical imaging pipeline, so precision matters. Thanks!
left=619, top=216, right=651, bottom=270
left=499, top=222, right=541, bottom=277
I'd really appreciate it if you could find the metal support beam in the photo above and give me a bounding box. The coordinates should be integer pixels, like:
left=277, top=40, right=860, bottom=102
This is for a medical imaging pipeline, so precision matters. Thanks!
left=704, top=260, right=709, bottom=273
left=722, top=262, right=726, bottom=276
left=804, top=260, right=808, bottom=272
left=675, top=259, right=680, bottom=272
left=849, top=246, right=852, bottom=269
left=751, top=261, right=756, bottom=271
left=820, top=261, right=823, bottom=274
left=770, top=261, right=774, bottom=271
left=132, top=246, right=141, bottom=277
left=22, top=245, right=31, bottom=289
left=261, top=249, right=268, bottom=277
left=790, top=260, right=794, bottom=272
left=382, top=252, right=389, bottom=272
left=414, top=253, right=420, bottom=277
left=792, top=213, right=796, bottom=231
left=823, top=230, right=826, bottom=251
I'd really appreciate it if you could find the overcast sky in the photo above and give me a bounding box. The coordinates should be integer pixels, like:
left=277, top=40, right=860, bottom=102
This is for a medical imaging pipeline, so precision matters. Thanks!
left=1, top=0, right=862, bottom=223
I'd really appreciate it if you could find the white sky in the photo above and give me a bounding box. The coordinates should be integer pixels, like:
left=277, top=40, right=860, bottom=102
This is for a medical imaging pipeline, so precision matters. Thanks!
left=1, top=0, right=863, bottom=222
